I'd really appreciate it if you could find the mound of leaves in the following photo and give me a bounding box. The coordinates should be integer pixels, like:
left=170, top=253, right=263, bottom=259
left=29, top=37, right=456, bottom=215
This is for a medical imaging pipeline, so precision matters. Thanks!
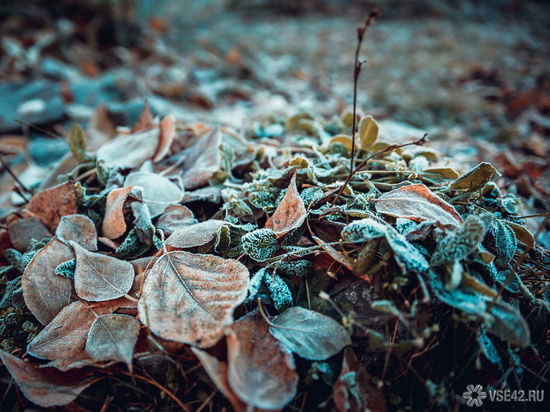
left=0, top=101, right=548, bottom=411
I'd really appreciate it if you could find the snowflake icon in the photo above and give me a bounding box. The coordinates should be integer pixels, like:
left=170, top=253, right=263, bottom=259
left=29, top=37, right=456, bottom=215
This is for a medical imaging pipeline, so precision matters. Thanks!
left=463, top=384, right=487, bottom=407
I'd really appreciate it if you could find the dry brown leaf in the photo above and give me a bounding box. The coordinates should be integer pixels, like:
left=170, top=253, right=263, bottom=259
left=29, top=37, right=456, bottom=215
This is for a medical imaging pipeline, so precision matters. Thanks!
left=450, top=162, right=501, bottom=190
left=312, top=235, right=353, bottom=272
left=131, top=100, right=154, bottom=133
left=138, top=251, right=248, bottom=347
left=227, top=311, right=298, bottom=410
left=334, top=348, right=387, bottom=412
left=191, top=348, right=247, bottom=412
left=26, top=300, right=119, bottom=371
left=97, top=127, right=159, bottom=170
left=24, top=181, right=77, bottom=231
left=0, top=349, right=94, bottom=408
left=181, top=127, right=222, bottom=190
left=8, top=217, right=50, bottom=251
left=22, top=238, right=74, bottom=325
left=102, top=186, right=132, bottom=239
left=165, top=220, right=227, bottom=249
left=85, top=314, right=140, bottom=371
left=56, top=214, right=97, bottom=251
left=265, top=173, right=306, bottom=236
left=154, top=114, right=176, bottom=162
left=71, top=241, right=134, bottom=302
left=375, top=184, right=463, bottom=228
left=156, top=205, right=197, bottom=235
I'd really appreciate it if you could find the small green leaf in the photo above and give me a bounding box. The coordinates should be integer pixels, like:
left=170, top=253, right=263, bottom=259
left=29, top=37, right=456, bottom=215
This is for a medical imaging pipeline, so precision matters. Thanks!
left=54, top=259, right=76, bottom=279
left=264, top=273, right=293, bottom=311
left=450, top=162, right=501, bottom=190
left=242, top=229, right=279, bottom=262
left=69, top=123, right=87, bottom=162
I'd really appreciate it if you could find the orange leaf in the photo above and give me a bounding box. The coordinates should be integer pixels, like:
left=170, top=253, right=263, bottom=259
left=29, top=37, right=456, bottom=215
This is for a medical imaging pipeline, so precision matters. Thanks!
left=374, top=184, right=462, bottom=228
left=102, top=186, right=133, bottom=239
left=24, top=181, right=77, bottom=231
left=22, top=238, right=74, bottom=325
left=131, top=100, right=154, bottom=133
left=154, top=114, right=176, bottom=162
left=138, top=251, right=248, bottom=347
left=265, top=173, right=306, bottom=236
left=226, top=311, right=298, bottom=409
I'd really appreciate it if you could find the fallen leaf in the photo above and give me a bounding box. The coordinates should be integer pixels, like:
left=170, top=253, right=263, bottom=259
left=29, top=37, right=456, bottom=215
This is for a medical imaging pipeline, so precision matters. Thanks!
left=22, top=238, right=74, bottom=325
left=27, top=300, right=119, bottom=371
left=242, top=228, right=279, bottom=262
left=102, top=186, right=133, bottom=239
left=421, top=167, right=460, bottom=180
left=8, top=218, right=50, bottom=251
left=97, top=127, right=159, bottom=170
left=358, top=115, right=379, bottom=149
left=504, top=221, right=535, bottom=248
left=56, top=214, right=98, bottom=251
left=375, top=184, right=463, bottom=228
left=86, top=314, right=140, bottom=371
left=0, top=349, right=94, bottom=408
left=266, top=173, right=306, bottom=236
left=24, top=181, right=77, bottom=231
left=227, top=311, right=298, bottom=409
left=153, top=114, right=176, bottom=162
left=165, top=220, right=227, bottom=249
left=124, top=171, right=183, bottom=217
left=450, top=162, right=501, bottom=190
left=68, top=123, right=87, bottom=162
left=334, top=348, right=388, bottom=412
left=181, top=127, right=222, bottom=190
left=138, top=251, right=248, bottom=347
left=156, top=205, right=197, bottom=235
left=312, top=234, right=353, bottom=272
left=191, top=348, right=246, bottom=412
left=131, top=100, right=154, bottom=133
left=269, top=306, right=351, bottom=360
left=71, top=241, right=134, bottom=302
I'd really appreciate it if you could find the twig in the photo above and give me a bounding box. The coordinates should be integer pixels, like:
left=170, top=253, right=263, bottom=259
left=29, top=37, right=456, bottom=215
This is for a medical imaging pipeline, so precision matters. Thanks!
left=348, top=10, right=379, bottom=179
left=0, top=155, right=32, bottom=196
left=330, top=133, right=428, bottom=207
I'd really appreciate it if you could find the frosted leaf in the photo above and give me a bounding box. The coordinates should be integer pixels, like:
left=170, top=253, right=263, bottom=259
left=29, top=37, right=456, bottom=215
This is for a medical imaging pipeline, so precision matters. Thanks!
left=490, top=220, right=517, bottom=267
left=269, top=306, right=351, bottom=360
left=430, top=214, right=493, bottom=267
left=384, top=227, right=429, bottom=273
left=264, top=272, right=293, bottom=311
left=341, top=218, right=386, bottom=243
left=242, top=229, right=279, bottom=262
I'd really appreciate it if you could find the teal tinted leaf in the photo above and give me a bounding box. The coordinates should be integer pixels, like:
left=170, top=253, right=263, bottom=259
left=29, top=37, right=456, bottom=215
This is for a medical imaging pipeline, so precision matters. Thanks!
left=269, top=306, right=351, bottom=360
left=341, top=218, right=386, bottom=243
left=477, top=328, right=502, bottom=366
left=264, top=273, right=293, bottom=311
left=55, top=259, right=76, bottom=279
left=431, top=214, right=492, bottom=267
left=384, top=227, right=429, bottom=273
left=277, top=260, right=313, bottom=278
left=246, top=269, right=266, bottom=303
left=491, top=220, right=517, bottom=267
left=242, top=229, right=279, bottom=262
left=487, top=301, right=530, bottom=348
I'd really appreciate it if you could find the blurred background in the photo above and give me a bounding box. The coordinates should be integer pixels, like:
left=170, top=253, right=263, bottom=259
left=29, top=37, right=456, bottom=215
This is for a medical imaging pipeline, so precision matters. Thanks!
left=0, top=0, right=548, bottom=166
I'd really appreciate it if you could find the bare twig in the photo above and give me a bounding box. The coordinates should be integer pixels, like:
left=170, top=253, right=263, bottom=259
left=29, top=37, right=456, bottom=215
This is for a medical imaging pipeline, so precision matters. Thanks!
left=330, top=133, right=428, bottom=207
left=0, top=155, right=31, bottom=201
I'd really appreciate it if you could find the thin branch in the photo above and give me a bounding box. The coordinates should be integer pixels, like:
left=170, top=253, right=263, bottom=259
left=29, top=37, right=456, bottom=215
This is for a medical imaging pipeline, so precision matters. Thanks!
left=0, top=155, right=32, bottom=201
left=330, top=133, right=428, bottom=207
left=348, top=10, right=379, bottom=185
